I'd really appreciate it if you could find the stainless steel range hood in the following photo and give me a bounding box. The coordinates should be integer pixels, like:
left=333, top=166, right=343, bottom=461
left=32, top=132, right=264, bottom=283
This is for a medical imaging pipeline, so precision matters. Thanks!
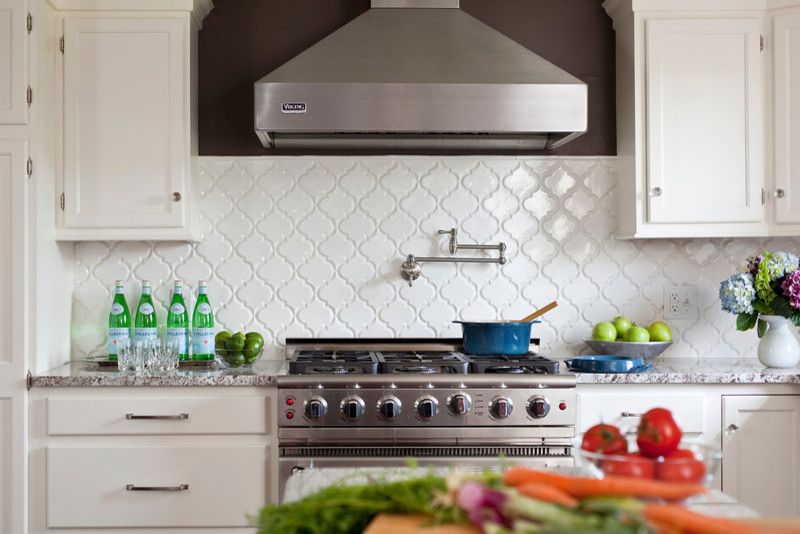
left=254, top=0, right=588, bottom=151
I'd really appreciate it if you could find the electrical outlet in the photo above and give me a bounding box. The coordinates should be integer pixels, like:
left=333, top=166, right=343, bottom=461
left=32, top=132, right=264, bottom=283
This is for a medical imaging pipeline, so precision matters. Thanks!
left=663, top=285, right=699, bottom=320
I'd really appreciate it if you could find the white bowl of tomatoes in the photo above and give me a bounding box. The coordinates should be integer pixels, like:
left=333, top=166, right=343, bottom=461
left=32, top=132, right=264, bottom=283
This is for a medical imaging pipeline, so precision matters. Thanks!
left=578, top=408, right=721, bottom=487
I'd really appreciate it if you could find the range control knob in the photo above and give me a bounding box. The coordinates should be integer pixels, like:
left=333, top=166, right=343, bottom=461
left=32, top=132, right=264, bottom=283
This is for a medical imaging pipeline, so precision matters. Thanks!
left=340, top=396, right=366, bottom=420
left=490, top=397, right=514, bottom=419
left=378, top=396, right=402, bottom=419
left=416, top=396, right=439, bottom=419
left=527, top=397, right=550, bottom=419
left=448, top=393, right=472, bottom=415
left=304, top=397, right=328, bottom=420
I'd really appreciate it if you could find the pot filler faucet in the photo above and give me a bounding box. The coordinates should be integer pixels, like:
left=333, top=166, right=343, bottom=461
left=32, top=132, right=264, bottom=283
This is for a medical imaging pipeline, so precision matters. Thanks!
left=400, top=228, right=506, bottom=286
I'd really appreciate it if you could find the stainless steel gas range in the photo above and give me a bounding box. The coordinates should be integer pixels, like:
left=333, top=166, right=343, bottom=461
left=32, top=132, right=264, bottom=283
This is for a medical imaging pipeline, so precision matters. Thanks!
left=276, top=338, right=577, bottom=501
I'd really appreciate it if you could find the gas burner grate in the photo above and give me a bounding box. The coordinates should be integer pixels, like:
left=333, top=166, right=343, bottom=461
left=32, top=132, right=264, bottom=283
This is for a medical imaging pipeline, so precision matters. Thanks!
left=376, top=352, right=469, bottom=374
left=468, top=354, right=559, bottom=375
left=289, top=351, right=380, bottom=375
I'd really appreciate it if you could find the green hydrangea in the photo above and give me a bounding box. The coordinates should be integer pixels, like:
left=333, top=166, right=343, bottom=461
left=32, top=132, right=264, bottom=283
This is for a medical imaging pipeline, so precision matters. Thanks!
left=755, top=259, right=777, bottom=304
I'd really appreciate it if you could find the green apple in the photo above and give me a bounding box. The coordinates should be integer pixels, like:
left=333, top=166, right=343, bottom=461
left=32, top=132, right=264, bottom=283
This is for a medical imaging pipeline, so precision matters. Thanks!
left=648, top=321, right=673, bottom=342
left=624, top=325, right=651, bottom=343
left=592, top=321, right=618, bottom=342
left=611, top=316, right=633, bottom=339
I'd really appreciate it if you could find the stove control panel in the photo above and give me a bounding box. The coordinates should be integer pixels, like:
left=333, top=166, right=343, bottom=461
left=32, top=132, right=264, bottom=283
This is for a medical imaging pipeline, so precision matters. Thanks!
left=279, top=387, right=576, bottom=428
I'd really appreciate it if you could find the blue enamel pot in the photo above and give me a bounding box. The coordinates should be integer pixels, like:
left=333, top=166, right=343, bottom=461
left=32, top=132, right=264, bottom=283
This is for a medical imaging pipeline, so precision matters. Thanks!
left=454, top=320, right=537, bottom=355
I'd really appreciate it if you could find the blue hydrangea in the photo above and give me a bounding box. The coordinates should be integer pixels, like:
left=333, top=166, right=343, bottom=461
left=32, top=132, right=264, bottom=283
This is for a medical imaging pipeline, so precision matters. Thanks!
left=719, top=273, right=756, bottom=315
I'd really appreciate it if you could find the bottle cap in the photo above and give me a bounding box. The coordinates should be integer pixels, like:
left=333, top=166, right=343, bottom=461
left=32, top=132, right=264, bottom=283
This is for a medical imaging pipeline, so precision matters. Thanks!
left=174, top=279, right=182, bottom=285
left=141, top=280, right=150, bottom=286
left=115, top=279, right=124, bottom=285
left=198, top=280, right=206, bottom=286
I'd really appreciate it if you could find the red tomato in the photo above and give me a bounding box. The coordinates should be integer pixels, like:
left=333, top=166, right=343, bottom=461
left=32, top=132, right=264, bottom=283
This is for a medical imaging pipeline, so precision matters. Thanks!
left=581, top=424, right=628, bottom=455
left=656, top=454, right=706, bottom=484
left=602, top=452, right=655, bottom=479
left=636, top=408, right=682, bottom=458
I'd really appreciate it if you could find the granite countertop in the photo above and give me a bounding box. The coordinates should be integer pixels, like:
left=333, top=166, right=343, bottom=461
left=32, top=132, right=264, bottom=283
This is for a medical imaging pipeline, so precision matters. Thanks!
left=565, top=357, right=800, bottom=384
left=30, top=357, right=800, bottom=387
left=29, top=359, right=287, bottom=387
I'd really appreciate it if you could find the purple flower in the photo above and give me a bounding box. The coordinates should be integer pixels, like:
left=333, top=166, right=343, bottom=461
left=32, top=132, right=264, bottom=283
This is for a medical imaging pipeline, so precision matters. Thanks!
left=745, top=254, right=763, bottom=276
left=782, top=270, right=800, bottom=310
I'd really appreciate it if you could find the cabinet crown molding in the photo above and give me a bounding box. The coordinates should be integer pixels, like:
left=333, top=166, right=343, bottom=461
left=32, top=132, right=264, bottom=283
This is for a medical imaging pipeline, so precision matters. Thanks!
left=47, top=0, right=214, bottom=25
left=604, top=0, right=776, bottom=24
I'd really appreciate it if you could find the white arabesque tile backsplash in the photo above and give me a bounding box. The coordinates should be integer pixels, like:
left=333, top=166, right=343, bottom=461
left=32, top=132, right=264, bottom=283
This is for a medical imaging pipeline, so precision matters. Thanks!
left=71, top=156, right=800, bottom=360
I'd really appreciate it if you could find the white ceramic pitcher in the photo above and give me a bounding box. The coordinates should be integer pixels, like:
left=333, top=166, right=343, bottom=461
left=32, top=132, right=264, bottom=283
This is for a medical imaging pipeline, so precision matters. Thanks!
left=758, top=315, right=800, bottom=368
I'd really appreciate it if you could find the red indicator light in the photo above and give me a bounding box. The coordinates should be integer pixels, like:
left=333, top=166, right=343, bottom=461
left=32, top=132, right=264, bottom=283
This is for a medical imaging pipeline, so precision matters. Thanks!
left=286, top=398, right=294, bottom=406
left=559, top=402, right=567, bottom=411
left=286, top=411, right=294, bottom=419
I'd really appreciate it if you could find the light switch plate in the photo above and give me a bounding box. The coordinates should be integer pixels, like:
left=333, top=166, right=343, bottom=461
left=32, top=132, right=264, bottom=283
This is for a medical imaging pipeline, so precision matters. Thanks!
left=664, top=285, right=699, bottom=320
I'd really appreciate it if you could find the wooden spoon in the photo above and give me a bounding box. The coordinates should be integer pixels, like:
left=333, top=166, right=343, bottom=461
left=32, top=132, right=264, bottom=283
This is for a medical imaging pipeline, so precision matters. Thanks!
left=519, top=301, right=558, bottom=322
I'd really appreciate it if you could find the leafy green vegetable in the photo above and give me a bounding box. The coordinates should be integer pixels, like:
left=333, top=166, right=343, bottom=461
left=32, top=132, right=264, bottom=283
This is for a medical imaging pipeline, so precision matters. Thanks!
left=255, top=473, right=457, bottom=534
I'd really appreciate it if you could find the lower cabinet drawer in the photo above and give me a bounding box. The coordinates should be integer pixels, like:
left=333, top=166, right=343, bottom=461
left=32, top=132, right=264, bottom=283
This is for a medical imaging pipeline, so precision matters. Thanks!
left=577, top=393, right=705, bottom=436
left=47, top=445, right=268, bottom=528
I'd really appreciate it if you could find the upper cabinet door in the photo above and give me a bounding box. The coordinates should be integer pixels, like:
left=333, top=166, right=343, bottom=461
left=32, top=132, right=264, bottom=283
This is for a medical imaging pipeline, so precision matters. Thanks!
left=62, top=16, right=187, bottom=232
left=0, top=0, right=28, bottom=124
left=646, top=18, right=764, bottom=224
left=774, top=12, right=800, bottom=224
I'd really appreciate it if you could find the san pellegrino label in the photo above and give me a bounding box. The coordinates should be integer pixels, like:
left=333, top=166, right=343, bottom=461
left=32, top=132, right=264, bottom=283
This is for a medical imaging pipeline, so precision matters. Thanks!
left=134, top=281, right=158, bottom=342
left=192, top=281, right=215, bottom=360
left=107, top=280, right=130, bottom=360
left=166, top=280, right=189, bottom=360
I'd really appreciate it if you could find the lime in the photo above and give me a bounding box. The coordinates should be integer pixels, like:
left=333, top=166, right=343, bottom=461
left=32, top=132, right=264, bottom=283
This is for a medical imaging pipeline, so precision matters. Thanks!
left=215, top=331, right=232, bottom=349
left=244, top=341, right=262, bottom=364
left=226, top=352, right=245, bottom=368
left=246, top=332, right=264, bottom=345
left=226, top=334, right=246, bottom=352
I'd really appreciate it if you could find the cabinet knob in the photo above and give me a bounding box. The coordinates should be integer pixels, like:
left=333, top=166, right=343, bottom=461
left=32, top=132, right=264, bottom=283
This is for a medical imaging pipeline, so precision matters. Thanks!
left=775, top=189, right=786, bottom=199
left=172, top=192, right=182, bottom=202
left=651, top=187, right=663, bottom=197
left=726, top=423, right=739, bottom=433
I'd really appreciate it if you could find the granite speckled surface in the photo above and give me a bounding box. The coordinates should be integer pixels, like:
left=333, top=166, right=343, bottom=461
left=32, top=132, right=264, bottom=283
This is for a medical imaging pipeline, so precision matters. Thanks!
left=30, top=358, right=800, bottom=387
left=30, top=359, right=287, bottom=387
left=565, top=358, right=800, bottom=384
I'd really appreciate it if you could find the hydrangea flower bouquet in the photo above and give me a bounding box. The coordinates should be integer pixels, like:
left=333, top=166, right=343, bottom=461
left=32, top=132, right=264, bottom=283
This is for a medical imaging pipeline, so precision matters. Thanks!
left=720, top=251, right=800, bottom=368
left=719, top=251, right=800, bottom=335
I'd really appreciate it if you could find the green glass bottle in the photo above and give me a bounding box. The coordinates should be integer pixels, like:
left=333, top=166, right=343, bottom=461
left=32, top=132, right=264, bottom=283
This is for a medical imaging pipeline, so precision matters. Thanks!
left=134, top=280, right=158, bottom=343
left=107, top=279, right=130, bottom=361
left=191, top=280, right=215, bottom=360
left=166, top=280, right=189, bottom=360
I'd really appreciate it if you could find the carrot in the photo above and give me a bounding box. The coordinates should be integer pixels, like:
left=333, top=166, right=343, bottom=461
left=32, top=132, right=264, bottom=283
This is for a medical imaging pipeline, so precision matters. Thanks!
left=646, top=517, right=683, bottom=534
left=644, top=503, right=765, bottom=534
left=503, top=468, right=705, bottom=502
left=515, top=482, right=578, bottom=508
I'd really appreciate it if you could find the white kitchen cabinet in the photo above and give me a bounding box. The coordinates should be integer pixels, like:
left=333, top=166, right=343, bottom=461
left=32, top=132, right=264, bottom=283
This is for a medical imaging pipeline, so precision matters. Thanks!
left=772, top=10, right=800, bottom=227
left=722, top=395, right=800, bottom=516
left=55, top=1, right=210, bottom=241
left=646, top=18, right=764, bottom=225
left=604, top=0, right=769, bottom=238
left=0, top=0, right=28, bottom=124
left=0, top=138, right=28, bottom=534
left=29, top=387, right=276, bottom=534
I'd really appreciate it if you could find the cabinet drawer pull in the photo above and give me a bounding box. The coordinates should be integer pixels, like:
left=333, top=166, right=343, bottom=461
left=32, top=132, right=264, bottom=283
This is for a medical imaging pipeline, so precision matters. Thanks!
left=620, top=411, right=642, bottom=417
left=125, top=413, right=189, bottom=420
left=126, top=484, right=189, bottom=492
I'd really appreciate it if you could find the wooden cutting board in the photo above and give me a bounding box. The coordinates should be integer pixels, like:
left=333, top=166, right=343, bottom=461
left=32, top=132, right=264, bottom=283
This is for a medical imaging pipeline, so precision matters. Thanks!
left=364, top=514, right=800, bottom=533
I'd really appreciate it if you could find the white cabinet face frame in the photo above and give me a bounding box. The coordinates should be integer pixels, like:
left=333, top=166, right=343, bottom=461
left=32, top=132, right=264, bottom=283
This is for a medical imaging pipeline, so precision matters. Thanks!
left=0, top=0, right=28, bottom=124
left=0, top=139, right=28, bottom=534
left=773, top=11, right=800, bottom=224
left=62, top=15, right=187, bottom=230
left=645, top=17, right=765, bottom=224
left=722, top=394, right=800, bottom=517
